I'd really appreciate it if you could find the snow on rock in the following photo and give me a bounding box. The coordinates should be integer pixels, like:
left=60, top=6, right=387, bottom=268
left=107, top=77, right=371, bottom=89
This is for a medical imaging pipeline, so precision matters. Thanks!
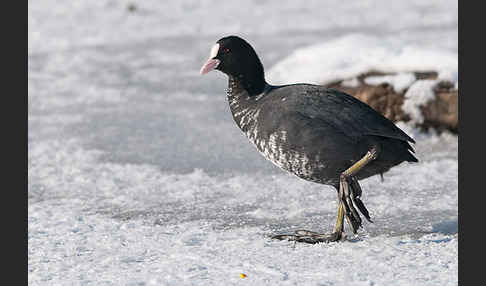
left=266, top=34, right=458, bottom=86
left=267, top=33, right=458, bottom=128
left=402, top=79, right=439, bottom=124
left=364, top=72, right=416, bottom=92
left=341, top=77, right=361, bottom=88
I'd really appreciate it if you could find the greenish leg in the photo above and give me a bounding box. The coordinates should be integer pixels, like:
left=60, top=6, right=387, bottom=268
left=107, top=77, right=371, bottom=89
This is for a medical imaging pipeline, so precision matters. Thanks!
left=271, top=147, right=378, bottom=244
left=333, top=203, right=345, bottom=233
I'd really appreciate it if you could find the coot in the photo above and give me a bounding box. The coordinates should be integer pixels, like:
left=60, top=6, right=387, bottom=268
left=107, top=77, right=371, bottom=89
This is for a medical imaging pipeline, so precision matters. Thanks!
left=200, top=36, right=418, bottom=243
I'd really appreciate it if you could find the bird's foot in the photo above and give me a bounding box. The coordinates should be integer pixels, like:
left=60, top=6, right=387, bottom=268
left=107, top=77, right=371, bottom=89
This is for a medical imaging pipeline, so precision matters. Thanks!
left=339, top=176, right=373, bottom=234
left=271, top=230, right=344, bottom=244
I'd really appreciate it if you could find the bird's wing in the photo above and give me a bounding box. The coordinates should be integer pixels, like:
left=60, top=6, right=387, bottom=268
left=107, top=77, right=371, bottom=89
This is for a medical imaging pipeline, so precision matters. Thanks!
left=278, top=85, right=415, bottom=143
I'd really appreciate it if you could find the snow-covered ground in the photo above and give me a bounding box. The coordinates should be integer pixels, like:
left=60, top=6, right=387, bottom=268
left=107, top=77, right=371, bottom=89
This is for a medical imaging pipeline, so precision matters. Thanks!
left=28, top=0, right=458, bottom=285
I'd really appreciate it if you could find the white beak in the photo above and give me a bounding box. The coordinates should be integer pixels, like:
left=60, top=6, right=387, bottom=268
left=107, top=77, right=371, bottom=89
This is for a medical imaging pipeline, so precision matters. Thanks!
left=200, top=43, right=220, bottom=75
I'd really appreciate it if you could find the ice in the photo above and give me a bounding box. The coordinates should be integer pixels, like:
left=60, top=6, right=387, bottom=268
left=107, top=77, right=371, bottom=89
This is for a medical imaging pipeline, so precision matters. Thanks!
left=29, top=133, right=457, bottom=285
left=29, top=0, right=457, bottom=285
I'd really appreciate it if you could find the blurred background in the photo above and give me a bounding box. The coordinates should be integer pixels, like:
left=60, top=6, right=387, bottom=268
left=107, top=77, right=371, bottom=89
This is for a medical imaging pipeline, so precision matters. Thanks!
left=29, top=1, right=458, bottom=285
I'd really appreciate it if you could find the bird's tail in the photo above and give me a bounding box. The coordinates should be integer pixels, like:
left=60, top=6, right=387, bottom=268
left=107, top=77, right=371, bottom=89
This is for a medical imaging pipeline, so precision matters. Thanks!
left=405, top=141, right=419, bottom=163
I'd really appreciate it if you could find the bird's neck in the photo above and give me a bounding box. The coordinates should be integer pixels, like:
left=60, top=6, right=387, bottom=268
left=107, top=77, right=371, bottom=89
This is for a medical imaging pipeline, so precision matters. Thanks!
left=227, top=75, right=266, bottom=132
left=227, top=75, right=253, bottom=114
left=227, top=74, right=269, bottom=105
left=228, top=69, right=266, bottom=96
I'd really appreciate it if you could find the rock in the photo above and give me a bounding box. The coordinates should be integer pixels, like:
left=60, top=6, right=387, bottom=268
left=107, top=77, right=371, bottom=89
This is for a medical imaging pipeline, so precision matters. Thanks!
left=325, top=71, right=458, bottom=133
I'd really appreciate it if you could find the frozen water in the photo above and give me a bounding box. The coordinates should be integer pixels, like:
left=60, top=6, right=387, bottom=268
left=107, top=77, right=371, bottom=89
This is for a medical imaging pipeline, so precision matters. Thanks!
left=29, top=0, right=458, bottom=285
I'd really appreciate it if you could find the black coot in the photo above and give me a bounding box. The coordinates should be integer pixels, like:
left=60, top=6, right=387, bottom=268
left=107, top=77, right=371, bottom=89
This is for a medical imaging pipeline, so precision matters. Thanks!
left=200, top=35, right=418, bottom=243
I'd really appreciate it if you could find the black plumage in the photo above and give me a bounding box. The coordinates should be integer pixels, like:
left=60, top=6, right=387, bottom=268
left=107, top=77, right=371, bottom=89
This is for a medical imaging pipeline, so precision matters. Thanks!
left=200, top=35, right=418, bottom=243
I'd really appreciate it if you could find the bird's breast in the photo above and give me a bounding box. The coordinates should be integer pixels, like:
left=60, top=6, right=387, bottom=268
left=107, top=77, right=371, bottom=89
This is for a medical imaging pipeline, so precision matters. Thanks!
left=233, top=108, right=326, bottom=181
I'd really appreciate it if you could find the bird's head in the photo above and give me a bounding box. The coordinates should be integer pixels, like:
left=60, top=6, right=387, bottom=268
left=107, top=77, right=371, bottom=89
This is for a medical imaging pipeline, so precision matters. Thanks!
left=200, top=35, right=264, bottom=79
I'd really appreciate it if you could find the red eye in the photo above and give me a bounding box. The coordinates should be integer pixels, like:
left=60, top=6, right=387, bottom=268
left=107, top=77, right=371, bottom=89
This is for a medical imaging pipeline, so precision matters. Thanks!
left=223, top=48, right=230, bottom=53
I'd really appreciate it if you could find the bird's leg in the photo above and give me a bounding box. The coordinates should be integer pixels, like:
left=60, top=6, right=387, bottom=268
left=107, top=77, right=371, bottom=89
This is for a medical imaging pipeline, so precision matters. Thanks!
left=271, top=147, right=378, bottom=244
left=338, top=147, right=378, bottom=234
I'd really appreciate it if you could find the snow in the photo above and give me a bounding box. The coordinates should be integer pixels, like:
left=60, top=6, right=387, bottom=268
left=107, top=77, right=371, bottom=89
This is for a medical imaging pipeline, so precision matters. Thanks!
left=341, top=77, right=361, bottom=88
left=29, top=135, right=458, bottom=285
left=266, top=34, right=458, bottom=87
left=29, top=0, right=457, bottom=285
left=402, top=80, right=440, bottom=124
left=364, top=73, right=417, bottom=93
